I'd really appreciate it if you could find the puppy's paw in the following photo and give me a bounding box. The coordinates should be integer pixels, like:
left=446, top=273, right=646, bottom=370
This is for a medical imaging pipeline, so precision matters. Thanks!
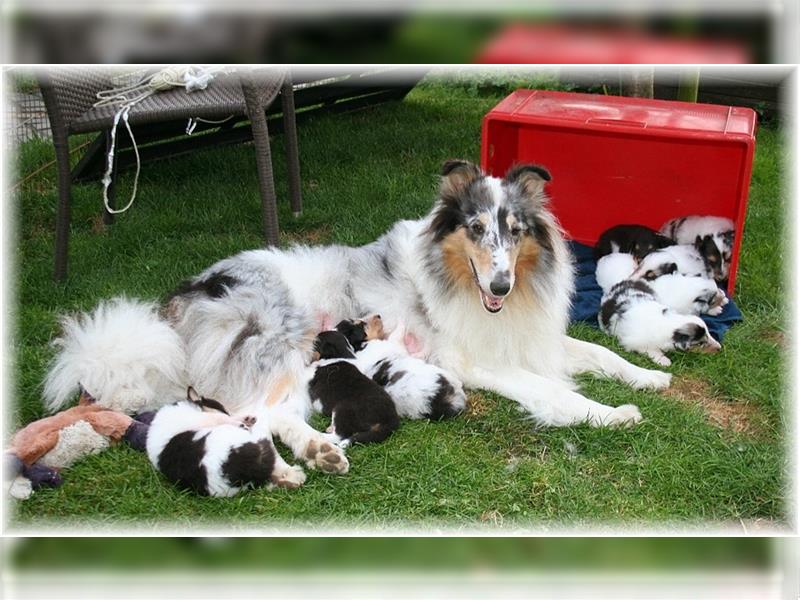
left=271, top=464, right=306, bottom=489
left=707, top=305, right=724, bottom=316
left=604, top=404, right=642, bottom=428
left=303, top=438, right=350, bottom=474
left=627, top=366, right=672, bottom=390
left=654, top=355, right=672, bottom=367
left=240, top=415, right=257, bottom=429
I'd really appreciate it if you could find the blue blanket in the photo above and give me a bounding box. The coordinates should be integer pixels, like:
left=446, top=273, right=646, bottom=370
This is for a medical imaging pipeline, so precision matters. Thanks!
left=568, top=242, right=742, bottom=342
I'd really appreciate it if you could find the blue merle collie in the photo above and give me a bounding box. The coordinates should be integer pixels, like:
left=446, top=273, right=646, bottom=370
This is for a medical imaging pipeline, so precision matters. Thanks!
left=308, top=325, right=400, bottom=448
left=45, top=160, right=672, bottom=456
left=146, top=387, right=305, bottom=496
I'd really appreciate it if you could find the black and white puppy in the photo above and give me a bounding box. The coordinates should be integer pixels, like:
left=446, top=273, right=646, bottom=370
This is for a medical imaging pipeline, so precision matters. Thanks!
left=334, top=319, right=467, bottom=421
left=660, top=215, right=735, bottom=282
left=146, top=387, right=305, bottom=497
left=309, top=330, right=400, bottom=448
left=595, top=224, right=675, bottom=261
left=596, top=252, right=728, bottom=317
left=599, top=279, right=721, bottom=367
left=631, top=244, right=714, bottom=282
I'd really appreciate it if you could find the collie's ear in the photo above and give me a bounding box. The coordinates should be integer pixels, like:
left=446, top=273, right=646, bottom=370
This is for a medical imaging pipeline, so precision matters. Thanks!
left=504, top=164, right=551, bottom=198
left=440, top=160, right=482, bottom=198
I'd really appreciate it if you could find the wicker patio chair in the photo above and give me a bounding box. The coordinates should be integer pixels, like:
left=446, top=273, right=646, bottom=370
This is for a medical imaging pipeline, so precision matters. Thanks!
left=38, top=67, right=302, bottom=281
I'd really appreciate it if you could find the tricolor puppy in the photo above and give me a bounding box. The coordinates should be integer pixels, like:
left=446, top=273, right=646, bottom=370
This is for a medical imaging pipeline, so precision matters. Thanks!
left=660, top=215, right=735, bottom=282
left=146, top=387, right=305, bottom=497
left=308, top=325, right=400, bottom=448
left=595, top=224, right=675, bottom=261
left=599, top=280, right=721, bottom=367
left=597, top=252, right=727, bottom=317
left=335, top=318, right=467, bottom=421
left=648, top=273, right=728, bottom=317
left=631, top=244, right=710, bottom=282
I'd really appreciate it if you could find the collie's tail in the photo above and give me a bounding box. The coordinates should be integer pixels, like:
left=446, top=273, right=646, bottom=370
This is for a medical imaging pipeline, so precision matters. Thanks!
left=43, top=297, right=187, bottom=414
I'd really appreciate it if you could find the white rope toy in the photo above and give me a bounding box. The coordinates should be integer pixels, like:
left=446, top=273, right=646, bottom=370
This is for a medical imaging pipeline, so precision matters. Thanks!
left=96, top=66, right=229, bottom=215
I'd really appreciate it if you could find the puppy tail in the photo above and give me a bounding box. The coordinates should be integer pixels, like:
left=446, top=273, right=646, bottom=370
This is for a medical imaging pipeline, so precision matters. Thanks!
left=43, top=297, right=186, bottom=414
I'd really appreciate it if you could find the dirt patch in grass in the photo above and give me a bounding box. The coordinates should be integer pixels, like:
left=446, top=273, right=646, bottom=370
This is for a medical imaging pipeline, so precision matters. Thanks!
left=759, top=327, right=787, bottom=350
left=663, top=376, right=767, bottom=436
left=279, top=225, right=331, bottom=245
left=466, top=391, right=491, bottom=418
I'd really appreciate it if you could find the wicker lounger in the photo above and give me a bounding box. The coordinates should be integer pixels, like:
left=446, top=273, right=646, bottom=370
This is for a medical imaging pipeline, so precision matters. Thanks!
left=38, top=67, right=302, bottom=281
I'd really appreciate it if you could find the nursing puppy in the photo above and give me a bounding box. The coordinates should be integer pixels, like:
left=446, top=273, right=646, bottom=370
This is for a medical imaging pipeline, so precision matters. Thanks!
left=599, top=281, right=721, bottom=366
left=146, top=387, right=305, bottom=497
left=335, top=319, right=467, bottom=421
left=595, top=224, right=675, bottom=261
left=308, top=330, right=400, bottom=448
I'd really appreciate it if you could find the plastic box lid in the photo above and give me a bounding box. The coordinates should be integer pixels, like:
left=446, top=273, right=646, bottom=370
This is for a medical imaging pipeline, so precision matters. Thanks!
left=487, top=89, right=757, bottom=137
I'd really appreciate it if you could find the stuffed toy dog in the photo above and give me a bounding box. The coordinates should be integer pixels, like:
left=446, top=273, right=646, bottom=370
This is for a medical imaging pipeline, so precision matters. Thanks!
left=5, top=388, right=150, bottom=499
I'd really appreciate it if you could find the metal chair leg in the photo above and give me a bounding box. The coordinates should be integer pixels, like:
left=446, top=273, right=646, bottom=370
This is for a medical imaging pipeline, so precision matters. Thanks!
left=280, top=75, right=303, bottom=218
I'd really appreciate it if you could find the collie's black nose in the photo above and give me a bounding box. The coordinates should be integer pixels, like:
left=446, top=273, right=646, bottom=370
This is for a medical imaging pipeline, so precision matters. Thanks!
left=490, top=278, right=511, bottom=297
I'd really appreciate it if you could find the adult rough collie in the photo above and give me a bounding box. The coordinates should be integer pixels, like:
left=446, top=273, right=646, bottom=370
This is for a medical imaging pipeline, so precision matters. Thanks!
left=44, top=160, right=670, bottom=478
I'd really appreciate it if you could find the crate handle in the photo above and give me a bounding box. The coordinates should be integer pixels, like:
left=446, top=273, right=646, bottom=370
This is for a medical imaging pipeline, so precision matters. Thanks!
left=586, top=118, right=647, bottom=128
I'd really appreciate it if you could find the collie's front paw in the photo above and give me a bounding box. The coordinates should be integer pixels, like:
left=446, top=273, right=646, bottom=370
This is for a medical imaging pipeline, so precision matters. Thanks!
left=604, top=404, right=642, bottom=427
left=303, top=438, right=350, bottom=474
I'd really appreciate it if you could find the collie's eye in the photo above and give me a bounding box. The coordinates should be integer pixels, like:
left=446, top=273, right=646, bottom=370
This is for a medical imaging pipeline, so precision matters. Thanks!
left=470, top=221, right=485, bottom=235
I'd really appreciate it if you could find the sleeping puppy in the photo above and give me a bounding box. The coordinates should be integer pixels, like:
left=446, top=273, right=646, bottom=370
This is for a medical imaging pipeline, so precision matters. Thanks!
left=308, top=330, right=399, bottom=448
left=595, top=224, right=675, bottom=261
left=335, top=318, right=467, bottom=421
left=146, top=387, right=305, bottom=497
left=660, top=215, right=734, bottom=282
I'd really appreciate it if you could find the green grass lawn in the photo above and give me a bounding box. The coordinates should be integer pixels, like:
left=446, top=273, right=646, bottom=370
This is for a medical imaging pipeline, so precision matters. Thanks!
left=8, top=74, right=789, bottom=531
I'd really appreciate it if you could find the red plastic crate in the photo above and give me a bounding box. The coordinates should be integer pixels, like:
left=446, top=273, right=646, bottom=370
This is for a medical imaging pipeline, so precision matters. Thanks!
left=481, top=90, right=757, bottom=296
left=475, top=24, right=750, bottom=64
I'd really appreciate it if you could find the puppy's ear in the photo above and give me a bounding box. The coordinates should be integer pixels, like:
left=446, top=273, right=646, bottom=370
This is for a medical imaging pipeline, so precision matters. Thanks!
left=187, top=386, right=202, bottom=403
left=504, top=164, right=551, bottom=199
left=440, top=160, right=482, bottom=198
left=672, top=323, right=707, bottom=350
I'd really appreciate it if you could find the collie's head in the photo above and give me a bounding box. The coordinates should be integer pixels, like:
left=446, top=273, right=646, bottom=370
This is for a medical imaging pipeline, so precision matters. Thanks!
left=425, top=159, right=559, bottom=314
